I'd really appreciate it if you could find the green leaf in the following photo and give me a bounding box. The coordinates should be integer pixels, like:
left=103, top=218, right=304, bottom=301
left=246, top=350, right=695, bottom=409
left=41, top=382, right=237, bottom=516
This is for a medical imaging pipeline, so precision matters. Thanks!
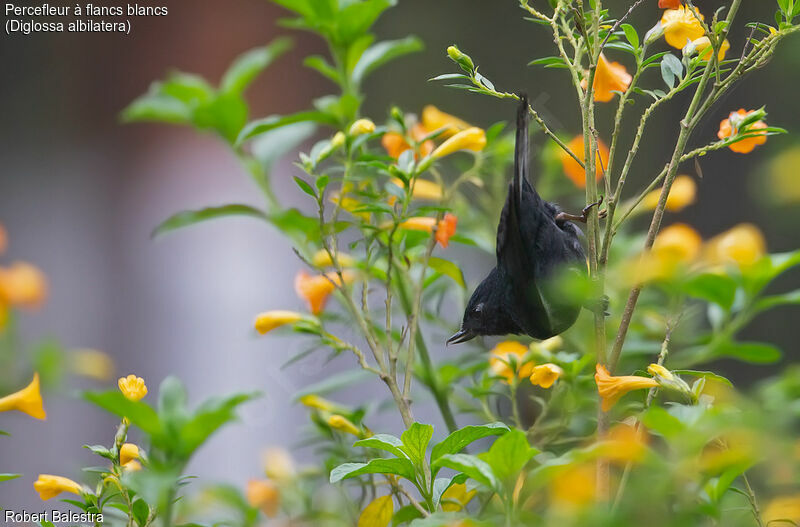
left=294, top=176, right=317, bottom=198
left=353, top=434, right=408, bottom=459
left=336, top=0, right=397, bottom=44
left=0, top=474, right=21, bottom=483
left=304, top=55, right=342, bottom=84
left=430, top=422, right=508, bottom=464
left=121, top=93, right=192, bottom=125
left=237, top=111, right=337, bottom=145
left=132, top=499, right=150, bottom=527
left=682, top=273, right=737, bottom=310
left=84, top=392, right=164, bottom=437
left=158, top=376, right=190, bottom=428
left=352, top=36, right=424, bottom=85
left=400, top=423, right=434, bottom=466
left=151, top=204, right=268, bottom=238
left=180, top=392, right=259, bottom=456
left=713, top=341, right=781, bottom=363
left=661, top=54, right=683, bottom=88
left=250, top=122, right=316, bottom=173
left=435, top=454, right=499, bottom=492
left=358, top=495, right=393, bottom=527
left=294, top=368, right=373, bottom=398
left=427, top=258, right=465, bottom=288
left=754, top=289, right=800, bottom=313
left=672, top=370, right=733, bottom=387
left=192, top=92, right=249, bottom=143
left=220, top=38, right=293, bottom=95
left=479, top=429, right=537, bottom=487
left=330, top=458, right=416, bottom=484
left=84, top=444, right=115, bottom=460
left=642, top=405, right=685, bottom=440
left=621, top=23, right=639, bottom=49
left=392, top=504, right=423, bottom=525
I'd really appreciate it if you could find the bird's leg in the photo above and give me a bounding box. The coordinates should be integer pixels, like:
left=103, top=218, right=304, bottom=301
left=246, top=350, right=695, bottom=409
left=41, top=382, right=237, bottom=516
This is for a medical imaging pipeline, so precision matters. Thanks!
left=584, top=294, right=610, bottom=317
left=555, top=196, right=606, bottom=224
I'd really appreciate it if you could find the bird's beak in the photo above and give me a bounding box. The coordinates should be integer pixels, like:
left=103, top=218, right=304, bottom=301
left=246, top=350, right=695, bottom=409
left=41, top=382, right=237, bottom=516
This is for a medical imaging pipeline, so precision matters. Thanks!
left=446, top=329, right=475, bottom=345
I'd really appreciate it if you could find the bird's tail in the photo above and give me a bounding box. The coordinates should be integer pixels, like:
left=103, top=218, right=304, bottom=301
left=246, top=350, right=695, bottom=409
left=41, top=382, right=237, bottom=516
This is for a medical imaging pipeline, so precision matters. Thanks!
left=513, top=94, right=530, bottom=207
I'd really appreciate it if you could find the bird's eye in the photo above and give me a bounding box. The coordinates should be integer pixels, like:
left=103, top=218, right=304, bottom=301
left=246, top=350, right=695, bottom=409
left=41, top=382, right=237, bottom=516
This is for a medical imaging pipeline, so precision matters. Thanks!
left=474, top=303, right=484, bottom=313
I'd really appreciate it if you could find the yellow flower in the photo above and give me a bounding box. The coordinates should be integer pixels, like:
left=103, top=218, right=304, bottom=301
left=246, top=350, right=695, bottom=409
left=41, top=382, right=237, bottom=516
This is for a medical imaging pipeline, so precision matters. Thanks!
left=0, top=303, right=8, bottom=332
left=311, top=249, right=355, bottom=268
left=582, top=53, right=632, bottom=102
left=717, top=109, right=768, bottom=154
left=489, top=341, right=533, bottom=383
left=254, top=310, right=303, bottom=335
left=246, top=479, right=280, bottom=517
left=441, top=483, right=477, bottom=512
left=764, top=495, right=800, bottom=525
left=595, top=364, right=658, bottom=411
left=330, top=131, right=346, bottom=149
left=0, top=372, right=46, bottom=419
left=33, top=474, right=83, bottom=501
left=120, top=443, right=139, bottom=465
left=349, top=118, right=376, bottom=136
left=299, top=394, right=336, bottom=412
left=330, top=192, right=371, bottom=221
left=661, top=6, right=705, bottom=49
left=382, top=124, right=435, bottom=159
left=421, top=105, right=471, bottom=138
left=294, top=270, right=355, bottom=315
left=559, top=136, right=609, bottom=188
left=69, top=349, right=114, bottom=381
left=703, top=223, right=766, bottom=268
left=529, top=364, right=564, bottom=389
left=766, top=146, right=800, bottom=205
left=328, top=414, right=362, bottom=437
left=652, top=223, right=703, bottom=262
left=261, top=447, right=295, bottom=482
left=0, top=262, right=48, bottom=309
left=596, top=423, right=648, bottom=463
left=550, top=463, right=595, bottom=508
left=647, top=363, right=674, bottom=381
left=122, top=460, right=142, bottom=471
left=118, top=375, right=148, bottom=402
left=536, top=336, right=563, bottom=352
left=391, top=177, right=444, bottom=201
left=692, top=36, right=730, bottom=62
left=643, top=175, right=696, bottom=211
left=430, top=127, right=486, bottom=159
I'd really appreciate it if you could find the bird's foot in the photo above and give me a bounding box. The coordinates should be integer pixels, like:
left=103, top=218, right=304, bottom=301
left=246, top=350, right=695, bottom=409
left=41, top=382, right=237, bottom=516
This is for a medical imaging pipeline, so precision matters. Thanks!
left=556, top=196, right=605, bottom=224
left=584, top=294, right=610, bottom=317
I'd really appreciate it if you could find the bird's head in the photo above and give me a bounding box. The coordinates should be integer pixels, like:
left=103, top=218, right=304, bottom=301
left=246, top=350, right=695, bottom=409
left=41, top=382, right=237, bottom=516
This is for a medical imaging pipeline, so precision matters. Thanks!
left=447, top=268, right=518, bottom=345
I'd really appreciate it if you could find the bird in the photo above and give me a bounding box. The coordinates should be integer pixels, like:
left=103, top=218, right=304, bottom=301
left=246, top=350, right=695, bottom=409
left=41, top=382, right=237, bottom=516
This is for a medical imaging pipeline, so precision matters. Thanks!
left=447, top=95, right=602, bottom=345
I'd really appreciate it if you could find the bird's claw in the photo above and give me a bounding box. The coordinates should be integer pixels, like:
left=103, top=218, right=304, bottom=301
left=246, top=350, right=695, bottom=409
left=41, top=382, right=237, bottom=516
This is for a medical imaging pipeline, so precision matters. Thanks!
left=555, top=196, right=606, bottom=224
left=585, top=294, right=610, bottom=317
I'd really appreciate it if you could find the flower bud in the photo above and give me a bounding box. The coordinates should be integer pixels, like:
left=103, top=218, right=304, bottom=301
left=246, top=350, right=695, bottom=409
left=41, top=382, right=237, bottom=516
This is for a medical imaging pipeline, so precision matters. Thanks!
left=447, top=45, right=474, bottom=73
left=348, top=119, right=376, bottom=137
left=644, top=22, right=665, bottom=45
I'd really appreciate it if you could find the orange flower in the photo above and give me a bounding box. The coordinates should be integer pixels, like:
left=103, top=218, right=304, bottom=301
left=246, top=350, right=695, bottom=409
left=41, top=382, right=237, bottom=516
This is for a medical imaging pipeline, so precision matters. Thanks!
left=398, top=214, right=458, bottom=248
left=382, top=124, right=434, bottom=159
left=659, top=0, right=681, bottom=8
left=0, top=223, right=7, bottom=255
left=294, top=270, right=355, bottom=315
left=559, top=136, right=609, bottom=188
left=246, top=479, right=280, bottom=517
left=717, top=109, right=768, bottom=154
left=582, top=53, right=632, bottom=102
left=595, top=364, right=658, bottom=411
left=596, top=423, right=649, bottom=463
left=661, top=6, right=705, bottom=49
left=421, top=105, right=471, bottom=138
left=489, top=341, right=533, bottom=383
left=0, top=262, right=47, bottom=309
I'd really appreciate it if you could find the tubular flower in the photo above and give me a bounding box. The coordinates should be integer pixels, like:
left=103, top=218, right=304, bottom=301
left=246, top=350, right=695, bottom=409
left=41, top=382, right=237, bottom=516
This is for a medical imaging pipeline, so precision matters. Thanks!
left=597, top=423, right=649, bottom=463
left=299, top=394, right=336, bottom=412
left=595, top=364, right=658, bottom=411
left=398, top=214, right=458, bottom=248
left=661, top=6, right=705, bottom=49
left=653, top=223, right=703, bottom=262
left=550, top=463, right=596, bottom=508
left=559, top=136, right=609, bottom=188
left=764, top=495, right=800, bottom=525
left=430, top=127, right=486, bottom=159
left=0, top=372, right=46, bottom=419
left=391, top=177, right=444, bottom=201
left=311, top=249, right=355, bottom=268
left=647, top=363, right=674, bottom=381
left=489, top=341, right=533, bottom=383
left=703, top=223, right=766, bottom=268
left=582, top=53, right=632, bottom=102
left=659, top=0, right=681, bottom=8
left=0, top=262, right=48, bottom=309
left=294, top=270, right=355, bottom=315
left=692, top=36, right=730, bottom=62
left=382, top=124, right=434, bottom=159
left=348, top=118, right=375, bottom=137
left=441, top=483, right=477, bottom=512
left=643, top=175, right=696, bottom=211
left=118, top=375, right=148, bottom=402
left=422, top=105, right=471, bottom=138
left=123, top=460, right=142, bottom=471
left=120, top=443, right=139, bottom=466
left=529, top=363, right=564, bottom=389
left=255, top=310, right=303, bottom=335
left=69, top=349, right=114, bottom=381
left=246, top=479, right=280, bottom=517
left=33, top=474, right=83, bottom=501
left=328, top=414, right=362, bottom=437
left=717, top=109, right=768, bottom=154
left=262, top=447, right=296, bottom=482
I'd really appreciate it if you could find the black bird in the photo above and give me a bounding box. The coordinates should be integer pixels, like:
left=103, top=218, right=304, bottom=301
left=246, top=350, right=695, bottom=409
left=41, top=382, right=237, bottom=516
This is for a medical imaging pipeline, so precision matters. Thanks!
left=448, top=96, right=601, bottom=344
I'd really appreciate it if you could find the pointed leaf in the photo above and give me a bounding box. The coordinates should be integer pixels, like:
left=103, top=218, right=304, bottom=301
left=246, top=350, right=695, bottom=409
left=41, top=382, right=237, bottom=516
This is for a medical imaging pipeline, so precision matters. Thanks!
left=220, top=38, right=293, bottom=95
left=330, top=458, right=416, bottom=484
left=151, top=204, right=268, bottom=238
left=430, top=422, right=508, bottom=464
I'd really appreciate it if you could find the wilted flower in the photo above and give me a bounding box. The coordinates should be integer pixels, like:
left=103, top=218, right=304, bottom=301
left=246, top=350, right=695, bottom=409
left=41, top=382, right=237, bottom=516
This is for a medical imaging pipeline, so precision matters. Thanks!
left=120, top=443, right=139, bottom=466
left=328, top=414, right=362, bottom=437
left=0, top=262, right=48, bottom=309
left=489, top=341, right=533, bottom=383
left=348, top=118, right=375, bottom=137
left=643, top=175, right=696, bottom=211
left=717, top=109, right=768, bottom=154
left=529, top=363, right=564, bottom=389
left=703, top=223, right=766, bottom=268
left=33, top=474, right=83, bottom=501
left=246, top=479, right=280, bottom=517
left=595, top=364, right=658, bottom=411
left=661, top=6, right=705, bottom=49
left=69, top=349, right=114, bottom=381
left=118, top=375, right=148, bottom=402
left=261, top=447, right=295, bottom=482
left=559, top=136, right=609, bottom=188
left=691, top=36, right=730, bottom=62
left=294, top=270, right=355, bottom=315
left=422, top=105, right=471, bottom=138
left=430, top=127, right=486, bottom=159
left=582, top=53, right=632, bottom=102
left=254, top=310, right=303, bottom=335
left=441, top=483, right=477, bottom=512
left=0, top=372, right=46, bottom=420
